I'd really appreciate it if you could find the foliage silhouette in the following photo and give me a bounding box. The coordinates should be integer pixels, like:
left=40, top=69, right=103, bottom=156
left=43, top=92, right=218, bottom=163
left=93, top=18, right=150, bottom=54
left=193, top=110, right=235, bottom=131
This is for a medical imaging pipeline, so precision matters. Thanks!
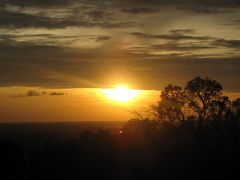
left=123, top=76, right=240, bottom=179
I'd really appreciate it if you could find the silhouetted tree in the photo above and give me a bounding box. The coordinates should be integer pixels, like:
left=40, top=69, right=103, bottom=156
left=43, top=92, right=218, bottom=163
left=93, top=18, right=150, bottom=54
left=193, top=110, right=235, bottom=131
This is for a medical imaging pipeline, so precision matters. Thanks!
left=233, top=98, right=240, bottom=116
left=152, top=84, right=187, bottom=126
left=185, top=76, right=229, bottom=126
left=122, top=76, right=240, bottom=179
left=137, top=77, right=231, bottom=129
left=125, top=76, right=240, bottom=144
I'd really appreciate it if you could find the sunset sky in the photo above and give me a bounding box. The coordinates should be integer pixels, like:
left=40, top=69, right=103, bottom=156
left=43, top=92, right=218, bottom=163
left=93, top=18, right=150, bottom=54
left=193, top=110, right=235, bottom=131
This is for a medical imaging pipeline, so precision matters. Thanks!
left=0, top=0, right=240, bottom=122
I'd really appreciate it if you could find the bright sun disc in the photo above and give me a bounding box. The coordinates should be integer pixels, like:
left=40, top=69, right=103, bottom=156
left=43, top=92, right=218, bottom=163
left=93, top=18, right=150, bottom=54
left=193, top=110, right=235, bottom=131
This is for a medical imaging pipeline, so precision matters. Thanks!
left=102, top=85, right=141, bottom=102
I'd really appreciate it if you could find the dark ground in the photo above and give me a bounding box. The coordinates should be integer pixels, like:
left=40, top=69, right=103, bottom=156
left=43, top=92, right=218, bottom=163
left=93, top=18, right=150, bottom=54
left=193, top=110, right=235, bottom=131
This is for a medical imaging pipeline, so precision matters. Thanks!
left=0, top=120, right=239, bottom=180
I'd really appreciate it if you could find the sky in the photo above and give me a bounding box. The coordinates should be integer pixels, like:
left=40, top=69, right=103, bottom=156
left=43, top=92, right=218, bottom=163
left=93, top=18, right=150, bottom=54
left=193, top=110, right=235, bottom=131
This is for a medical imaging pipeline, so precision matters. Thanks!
left=0, top=0, right=240, bottom=122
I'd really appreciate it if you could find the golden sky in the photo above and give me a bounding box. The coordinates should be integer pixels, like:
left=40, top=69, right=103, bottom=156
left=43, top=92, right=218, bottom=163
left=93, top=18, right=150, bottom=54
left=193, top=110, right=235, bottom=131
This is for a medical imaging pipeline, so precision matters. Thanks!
left=0, top=86, right=159, bottom=122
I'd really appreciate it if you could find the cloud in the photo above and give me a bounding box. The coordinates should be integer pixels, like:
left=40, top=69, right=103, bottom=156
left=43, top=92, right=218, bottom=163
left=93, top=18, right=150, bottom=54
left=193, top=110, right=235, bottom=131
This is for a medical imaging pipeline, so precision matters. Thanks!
left=121, top=8, right=160, bottom=14
left=0, top=0, right=75, bottom=8
left=11, top=90, right=66, bottom=97
left=49, top=92, right=65, bottom=96
left=112, top=0, right=240, bottom=14
left=86, top=10, right=113, bottom=22
left=0, top=9, right=137, bottom=29
left=0, top=0, right=239, bottom=92
left=0, top=0, right=239, bottom=31
left=2, top=0, right=240, bottom=9
left=130, top=31, right=240, bottom=51
left=0, top=10, right=54, bottom=29
left=150, top=43, right=215, bottom=51
left=177, top=6, right=231, bottom=14
left=0, top=33, right=111, bottom=47
left=233, top=20, right=240, bottom=24
left=1, top=0, right=239, bottom=16
left=95, top=36, right=111, bottom=42
left=130, top=32, right=213, bottom=41
left=1, top=36, right=240, bottom=91
left=26, top=90, right=41, bottom=96
left=169, top=29, right=196, bottom=34
left=212, top=39, right=240, bottom=49
left=222, top=19, right=240, bottom=26
left=11, top=90, right=42, bottom=97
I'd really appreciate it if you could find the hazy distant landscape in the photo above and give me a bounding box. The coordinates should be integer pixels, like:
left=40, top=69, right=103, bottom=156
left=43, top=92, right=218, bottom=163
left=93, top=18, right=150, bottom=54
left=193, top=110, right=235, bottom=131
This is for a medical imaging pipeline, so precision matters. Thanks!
left=0, top=121, right=124, bottom=151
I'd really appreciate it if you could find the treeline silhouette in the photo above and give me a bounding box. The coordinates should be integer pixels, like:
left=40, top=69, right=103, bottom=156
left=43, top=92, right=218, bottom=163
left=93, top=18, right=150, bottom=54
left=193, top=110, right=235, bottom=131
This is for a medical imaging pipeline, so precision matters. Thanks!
left=1, top=76, right=240, bottom=180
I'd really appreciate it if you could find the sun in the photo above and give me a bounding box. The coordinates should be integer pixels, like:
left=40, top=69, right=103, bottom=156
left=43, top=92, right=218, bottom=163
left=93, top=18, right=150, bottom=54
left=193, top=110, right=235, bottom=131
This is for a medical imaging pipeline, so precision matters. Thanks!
left=102, top=85, right=142, bottom=102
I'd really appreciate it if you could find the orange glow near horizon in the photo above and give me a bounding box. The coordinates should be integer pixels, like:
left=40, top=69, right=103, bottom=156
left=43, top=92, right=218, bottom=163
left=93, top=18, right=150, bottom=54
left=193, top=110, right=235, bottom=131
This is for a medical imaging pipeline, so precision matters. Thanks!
left=0, top=86, right=161, bottom=122
left=101, top=85, right=142, bottom=102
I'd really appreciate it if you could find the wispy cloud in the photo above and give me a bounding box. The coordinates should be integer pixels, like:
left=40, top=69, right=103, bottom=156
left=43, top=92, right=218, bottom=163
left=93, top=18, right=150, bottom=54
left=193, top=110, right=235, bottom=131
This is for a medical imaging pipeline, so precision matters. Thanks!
left=121, top=8, right=160, bottom=14
left=130, top=32, right=212, bottom=41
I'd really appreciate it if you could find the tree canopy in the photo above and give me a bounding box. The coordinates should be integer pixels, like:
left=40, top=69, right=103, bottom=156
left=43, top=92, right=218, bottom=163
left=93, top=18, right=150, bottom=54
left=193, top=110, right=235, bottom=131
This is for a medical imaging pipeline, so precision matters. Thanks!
left=126, top=76, right=240, bottom=133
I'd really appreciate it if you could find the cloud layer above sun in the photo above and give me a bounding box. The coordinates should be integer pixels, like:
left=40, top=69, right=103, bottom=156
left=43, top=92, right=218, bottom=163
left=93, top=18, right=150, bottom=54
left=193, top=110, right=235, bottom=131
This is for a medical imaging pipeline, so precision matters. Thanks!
left=0, top=0, right=240, bottom=91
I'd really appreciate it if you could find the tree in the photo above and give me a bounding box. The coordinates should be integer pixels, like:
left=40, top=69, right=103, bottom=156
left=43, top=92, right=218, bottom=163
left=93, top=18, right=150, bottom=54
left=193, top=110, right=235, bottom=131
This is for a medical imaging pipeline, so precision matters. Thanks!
left=232, top=98, right=240, bottom=120
left=130, top=77, right=230, bottom=130
left=185, top=76, right=229, bottom=126
left=233, top=98, right=240, bottom=111
left=152, top=84, right=187, bottom=126
left=121, top=76, right=240, bottom=180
